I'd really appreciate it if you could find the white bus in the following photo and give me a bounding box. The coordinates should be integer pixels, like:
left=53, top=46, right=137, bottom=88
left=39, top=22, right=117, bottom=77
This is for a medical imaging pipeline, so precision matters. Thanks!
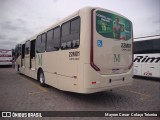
left=0, top=49, right=12, bottom=66
left=15, top=7, right=133, bottom=93
left=134, top=35, right=160, bottom=78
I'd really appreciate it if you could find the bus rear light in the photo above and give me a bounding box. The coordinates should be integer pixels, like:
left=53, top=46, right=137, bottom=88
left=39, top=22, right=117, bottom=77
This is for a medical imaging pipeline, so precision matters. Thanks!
left=92, top=81, right=100, bottom=84
left=92, top=82, right=96, bottom=84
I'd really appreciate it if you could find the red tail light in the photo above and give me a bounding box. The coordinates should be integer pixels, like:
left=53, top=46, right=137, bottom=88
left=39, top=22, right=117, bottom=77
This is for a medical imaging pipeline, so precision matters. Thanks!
left=92, top=82, right=96, bottom=84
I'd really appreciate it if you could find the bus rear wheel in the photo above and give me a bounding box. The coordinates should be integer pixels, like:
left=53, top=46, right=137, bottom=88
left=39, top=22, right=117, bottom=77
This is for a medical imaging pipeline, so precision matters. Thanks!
left=39, top=70, right=45, bottom=87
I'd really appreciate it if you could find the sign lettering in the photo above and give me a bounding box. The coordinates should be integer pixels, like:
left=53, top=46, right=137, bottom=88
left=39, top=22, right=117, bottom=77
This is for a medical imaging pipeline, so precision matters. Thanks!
left=134, top=56, right=160, bottom=63
left=121, top=43, right=131, bottom=51
left=114, top=54, right=120, bottom=62
left=69, top=51, right=80, bottom=57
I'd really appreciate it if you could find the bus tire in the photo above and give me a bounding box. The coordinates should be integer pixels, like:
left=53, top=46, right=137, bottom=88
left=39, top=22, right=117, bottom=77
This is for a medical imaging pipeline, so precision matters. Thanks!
left=38, top=70, right=45, bottom=87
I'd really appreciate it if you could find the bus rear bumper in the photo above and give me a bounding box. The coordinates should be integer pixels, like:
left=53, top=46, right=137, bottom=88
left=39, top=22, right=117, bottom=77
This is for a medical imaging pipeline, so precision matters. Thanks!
left=81, top=81, right=133, bottom=94
left=82, top=64, right=133, bottom=94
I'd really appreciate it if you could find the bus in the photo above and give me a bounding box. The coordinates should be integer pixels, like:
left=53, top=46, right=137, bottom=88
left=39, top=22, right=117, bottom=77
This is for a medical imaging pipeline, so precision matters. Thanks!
left=134, top=35, right=160, bottom=78
left=15, top=7, right=133, bottom=93
left=0, top=49, right=12, bottom=66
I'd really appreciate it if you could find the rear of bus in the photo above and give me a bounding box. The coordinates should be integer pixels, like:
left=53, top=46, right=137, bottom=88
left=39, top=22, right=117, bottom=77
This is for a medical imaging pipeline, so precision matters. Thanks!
left=0, top=49, right=12, bottom=66
left=84, top=8, right=133, bottom=93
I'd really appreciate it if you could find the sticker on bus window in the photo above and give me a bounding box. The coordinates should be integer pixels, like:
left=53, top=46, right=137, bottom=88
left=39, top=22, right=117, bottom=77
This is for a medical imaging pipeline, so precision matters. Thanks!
left=97, top=40, right=103, bottom=47
left=96, top=10, right=132, bottom=41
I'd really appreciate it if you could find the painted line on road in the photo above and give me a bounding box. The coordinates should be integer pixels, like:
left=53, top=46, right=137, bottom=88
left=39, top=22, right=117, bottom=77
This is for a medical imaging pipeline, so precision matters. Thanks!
left=119, top=88, right=150, bottom=98
left=27, top=80, right=48, bottom=94
left=29, top=91, right=46, bottom=95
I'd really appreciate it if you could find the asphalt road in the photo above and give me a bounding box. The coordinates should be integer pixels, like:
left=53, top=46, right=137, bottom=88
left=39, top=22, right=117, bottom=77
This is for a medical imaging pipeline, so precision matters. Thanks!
left=0, top=67, right=159, bottom=120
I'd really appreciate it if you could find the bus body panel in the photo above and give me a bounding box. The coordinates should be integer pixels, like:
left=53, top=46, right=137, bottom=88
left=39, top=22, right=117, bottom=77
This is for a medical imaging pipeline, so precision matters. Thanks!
left=134, top=54, right=160, bottom=78
left=42, top=52, right=58, bottom=88
left=0, top=49, right=12, bottom=66
left=133, top=36, right=160, bottom=78
left=133, top=64, right=142, bottom=76
left=83, top=64, right=133, bottom=93
left=57, top=50, right=78, bottom=92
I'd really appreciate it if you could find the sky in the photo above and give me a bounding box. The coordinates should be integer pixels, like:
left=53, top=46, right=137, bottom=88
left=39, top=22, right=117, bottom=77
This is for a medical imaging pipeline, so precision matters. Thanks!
left=0, top=0, right=160, bottom=49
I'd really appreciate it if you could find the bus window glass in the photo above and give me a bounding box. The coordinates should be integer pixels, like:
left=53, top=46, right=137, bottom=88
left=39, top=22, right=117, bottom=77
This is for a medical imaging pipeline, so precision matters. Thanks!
left=30, top=40, right=35, bottom=58
left=41, top=33, right=46, bottom=52
left=36, top=35, right=41, bottom=53
left=53, top=27, right=60, bottom=50
left=62, top=22, right=70, bottom=37
left=15, top=44, right=21, bottom=59
left=25, top=41, right=30, bottom=55
left=22, top=44, right=25, bottom=59
left=70, top=17, right=80, bottom=48
left=134, top=39, right=160, bottom=54
left=61, top=17, right=80, bottom=50
left=46, top=29, right=54, bottom=52
left=71, top=18, right=80, bottom=34
left=96, top=10, right=132, bottom=41
left=36, top=33, right=46, bottom=53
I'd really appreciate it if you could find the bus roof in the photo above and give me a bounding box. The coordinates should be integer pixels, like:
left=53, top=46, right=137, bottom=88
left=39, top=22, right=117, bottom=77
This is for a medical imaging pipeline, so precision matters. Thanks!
left=134, top=35, right=160, bottom=41
left=17, top=6, right=132, bottom=45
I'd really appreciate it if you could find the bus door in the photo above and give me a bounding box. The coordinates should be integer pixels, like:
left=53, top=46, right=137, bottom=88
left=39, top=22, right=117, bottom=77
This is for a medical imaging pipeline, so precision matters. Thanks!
left=21, top=44, right=25, bottom=67
left=24, top=41, right=30, bottom=68
left=30, top=40, right=36, bottom=70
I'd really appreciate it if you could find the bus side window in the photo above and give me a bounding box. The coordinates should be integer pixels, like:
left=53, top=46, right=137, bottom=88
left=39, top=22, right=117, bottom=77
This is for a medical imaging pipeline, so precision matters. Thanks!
left=15, top=44, right=21, bottom=60
left=61, top=21, right=70, bottom=50
left=22, top=44, right=25, bottom=59
left=30, top=40, right=35, bottom=58
left=46, top=26, right=60, bottom=52
left=36, top=35, right=41, bottom=53
left=21, top=44, right=25, bottom=67
left=41, top=33, right=46, bottom=52
left=25, top=41, right=30, bottom=55
left=46, top=29, right=54, bottom=52
left=53, top=27, right=60, bottom=50
left=36, top=33, right=46, bottom=53
left=70, top=17, right=80, bottom=48
left=61, top=17, right=80, bottom=50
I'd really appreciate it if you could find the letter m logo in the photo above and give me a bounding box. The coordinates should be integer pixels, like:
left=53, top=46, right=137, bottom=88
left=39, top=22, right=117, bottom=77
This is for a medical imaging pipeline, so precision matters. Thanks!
left=38, top=54, right=42, bottom=66
left=114, top=54, right=120, bottom=62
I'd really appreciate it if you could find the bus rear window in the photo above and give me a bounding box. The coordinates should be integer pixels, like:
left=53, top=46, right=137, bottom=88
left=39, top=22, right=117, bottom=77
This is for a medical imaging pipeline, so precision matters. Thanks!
left=96, top=10, right=132, bottom=41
